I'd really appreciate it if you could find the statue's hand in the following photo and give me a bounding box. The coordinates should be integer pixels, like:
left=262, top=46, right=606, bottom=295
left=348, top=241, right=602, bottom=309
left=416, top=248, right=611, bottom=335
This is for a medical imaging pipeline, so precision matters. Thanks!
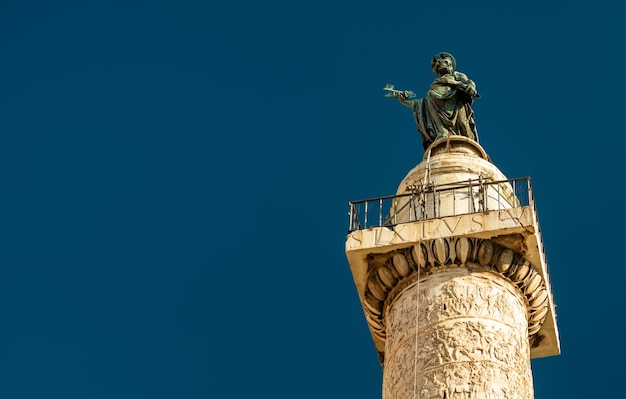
left=384, top=84, right=415, bottom=100
left=466, top=87, right=479, bottom=98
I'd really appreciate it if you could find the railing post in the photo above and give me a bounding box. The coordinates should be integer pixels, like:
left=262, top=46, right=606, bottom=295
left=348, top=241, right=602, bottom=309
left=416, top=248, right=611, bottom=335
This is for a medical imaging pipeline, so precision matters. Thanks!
left=348, top=202, right=354, bottom=231
left=480, top=177, right=487, bottom=213
left=393, top=198, right=398, bottom=225
left=467, top=180, right=472, bottom=213
left=497, top=182, right=501, bottom=210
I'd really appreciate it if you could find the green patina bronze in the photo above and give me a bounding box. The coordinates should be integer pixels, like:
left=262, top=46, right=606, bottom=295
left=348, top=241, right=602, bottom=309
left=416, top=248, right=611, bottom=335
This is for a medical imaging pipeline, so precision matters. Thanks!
left=385, top=52, right=480, bottom=150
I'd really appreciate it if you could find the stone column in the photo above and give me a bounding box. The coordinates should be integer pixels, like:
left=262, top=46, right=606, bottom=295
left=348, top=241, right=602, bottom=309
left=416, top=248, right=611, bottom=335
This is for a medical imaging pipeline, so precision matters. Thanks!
left=345, top=138, right=559, bottom=399
left=383, top=265, right=532, bottom=399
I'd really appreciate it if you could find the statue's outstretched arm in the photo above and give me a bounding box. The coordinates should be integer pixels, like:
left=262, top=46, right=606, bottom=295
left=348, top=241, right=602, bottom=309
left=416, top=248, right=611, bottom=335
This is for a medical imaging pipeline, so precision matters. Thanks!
left=396, top=95, right=415, bottom=108
left=384, top=84, right=416, bottom=108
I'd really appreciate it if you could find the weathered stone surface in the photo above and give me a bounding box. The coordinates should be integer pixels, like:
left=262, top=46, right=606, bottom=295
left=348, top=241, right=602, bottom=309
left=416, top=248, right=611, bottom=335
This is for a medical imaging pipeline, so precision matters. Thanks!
left=348, top=236, right=553, bottom=360
left=383, top=270, right=532, bottom=399
left=345, top=139, right=559, bottom=361
left=345, top=138, right=559, bottom=399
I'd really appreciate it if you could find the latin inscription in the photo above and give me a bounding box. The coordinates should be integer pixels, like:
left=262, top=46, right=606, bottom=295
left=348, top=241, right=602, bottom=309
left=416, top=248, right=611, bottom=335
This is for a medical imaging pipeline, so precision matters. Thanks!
left=346, top=207, right=532, bottom=250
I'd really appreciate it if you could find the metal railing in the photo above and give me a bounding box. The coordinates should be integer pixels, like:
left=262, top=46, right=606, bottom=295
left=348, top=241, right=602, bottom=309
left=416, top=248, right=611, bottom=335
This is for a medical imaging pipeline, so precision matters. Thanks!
left=348, top=177, right=533, bottom=231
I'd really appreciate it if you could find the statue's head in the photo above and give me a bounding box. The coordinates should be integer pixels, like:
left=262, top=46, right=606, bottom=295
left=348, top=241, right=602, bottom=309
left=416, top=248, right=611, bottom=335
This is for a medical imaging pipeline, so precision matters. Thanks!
left=430, top=52, right=456, bottom=75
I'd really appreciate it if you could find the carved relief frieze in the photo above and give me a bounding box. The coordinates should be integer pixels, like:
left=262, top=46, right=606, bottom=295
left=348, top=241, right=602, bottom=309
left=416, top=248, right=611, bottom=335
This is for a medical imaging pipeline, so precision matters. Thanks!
left=382, top=270, right=533, bottom=399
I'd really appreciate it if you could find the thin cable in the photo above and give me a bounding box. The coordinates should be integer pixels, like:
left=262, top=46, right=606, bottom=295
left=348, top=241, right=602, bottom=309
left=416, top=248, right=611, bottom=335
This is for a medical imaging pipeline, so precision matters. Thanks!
left=413, top=150, right=430, bottom=399
left=413, top=239, right=422, bottom=399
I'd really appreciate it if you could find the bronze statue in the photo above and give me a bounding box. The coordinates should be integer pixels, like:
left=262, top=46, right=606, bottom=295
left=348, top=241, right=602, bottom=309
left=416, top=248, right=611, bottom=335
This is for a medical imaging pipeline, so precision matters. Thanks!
left=385, top=52, right=480, bottom=150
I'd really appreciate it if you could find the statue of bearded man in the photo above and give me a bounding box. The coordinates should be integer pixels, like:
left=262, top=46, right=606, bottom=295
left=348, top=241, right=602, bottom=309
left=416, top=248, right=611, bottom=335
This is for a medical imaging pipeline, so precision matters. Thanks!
left=393, top=52, right=480, bottom=150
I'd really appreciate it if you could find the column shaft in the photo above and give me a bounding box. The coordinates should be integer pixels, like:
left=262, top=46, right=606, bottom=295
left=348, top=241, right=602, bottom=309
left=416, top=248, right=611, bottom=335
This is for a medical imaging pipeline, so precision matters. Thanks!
left=383, top=269, right=533, bottom=399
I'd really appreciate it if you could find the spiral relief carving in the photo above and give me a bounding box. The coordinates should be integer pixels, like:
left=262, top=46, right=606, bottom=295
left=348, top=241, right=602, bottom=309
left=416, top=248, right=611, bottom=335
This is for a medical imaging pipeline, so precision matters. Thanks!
left=362, top=237, right=549, bottom=351
left=364, top=237, right=550, bottom=399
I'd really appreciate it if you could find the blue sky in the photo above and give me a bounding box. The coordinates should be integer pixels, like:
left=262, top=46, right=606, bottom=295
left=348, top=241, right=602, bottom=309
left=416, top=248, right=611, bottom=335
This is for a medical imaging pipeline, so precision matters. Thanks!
left=1, top=1, right=623, bottom=398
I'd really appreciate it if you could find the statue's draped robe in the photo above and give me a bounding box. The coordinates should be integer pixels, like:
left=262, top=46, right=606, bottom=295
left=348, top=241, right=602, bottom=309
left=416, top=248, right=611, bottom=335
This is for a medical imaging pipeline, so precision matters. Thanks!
left=411, top=72, right=478, bottom=150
